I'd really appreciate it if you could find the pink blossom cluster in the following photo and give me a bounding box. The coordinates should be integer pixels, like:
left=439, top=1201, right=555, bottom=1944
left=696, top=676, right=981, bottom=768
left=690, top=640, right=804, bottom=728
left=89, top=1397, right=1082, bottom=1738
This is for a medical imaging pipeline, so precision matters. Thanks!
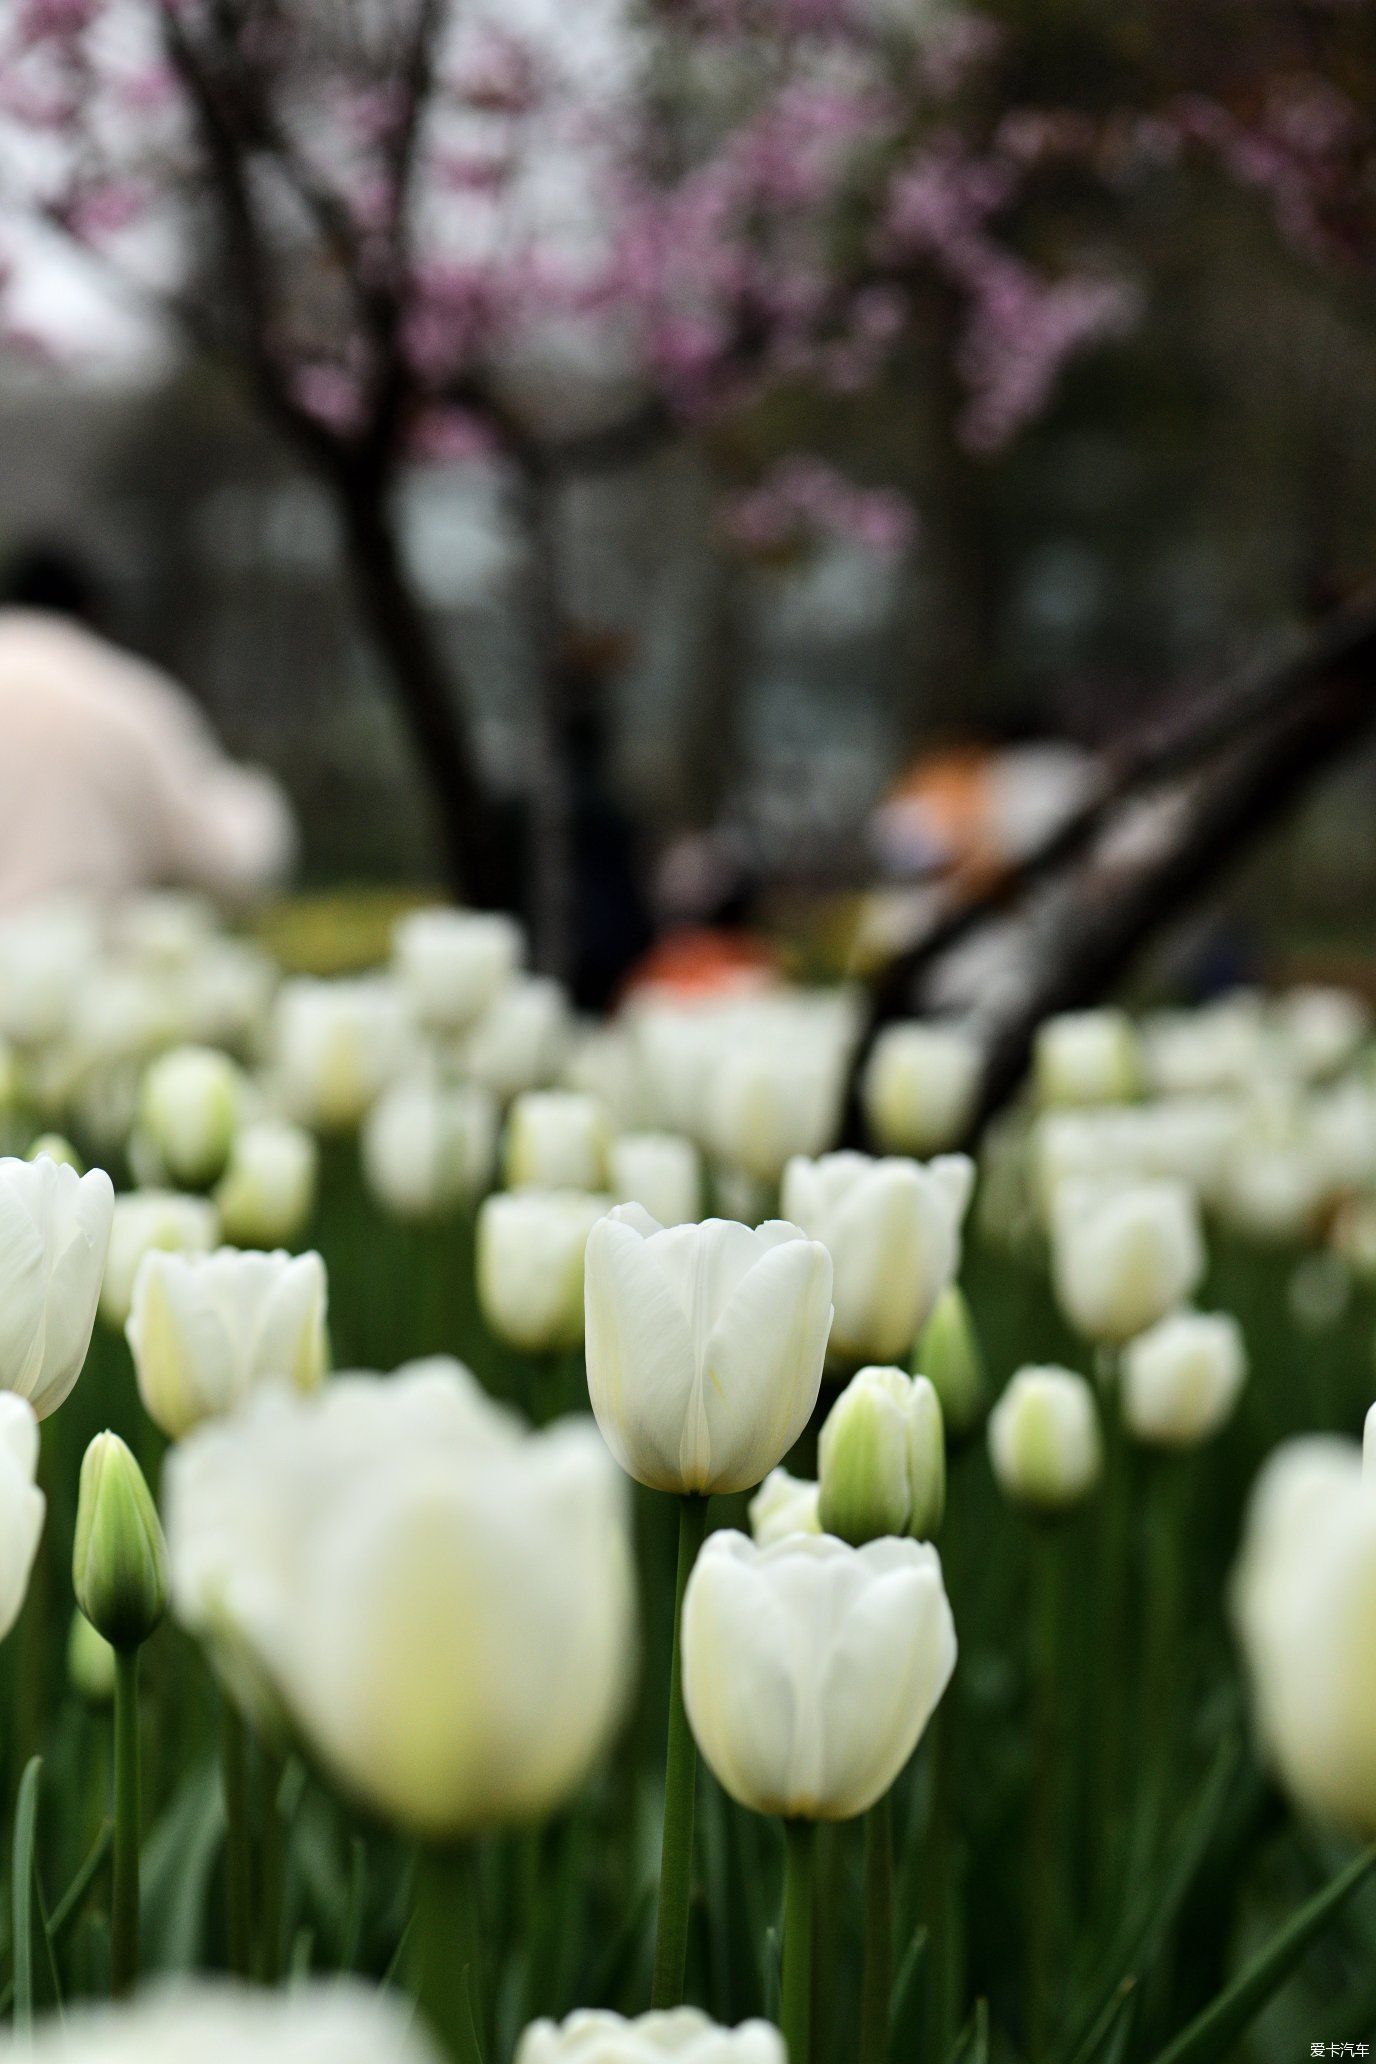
left=724, top=455, right=915, bottom=559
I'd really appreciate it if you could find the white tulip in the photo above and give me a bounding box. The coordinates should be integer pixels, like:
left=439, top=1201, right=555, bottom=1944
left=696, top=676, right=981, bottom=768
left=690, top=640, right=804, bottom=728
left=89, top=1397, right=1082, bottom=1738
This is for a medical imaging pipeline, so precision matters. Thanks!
left=138, top=1045, right=245, bottom=1188
left=464, top=974, right=571, bottom=1101
left=861, top=1021, right=980, bottom=1156
left=476, top=1190, right=607, bottom=1352
left=127, top=1247, right=327, bottom=1440
left=1035, top=1009, right=1141, bottom=1107
left=608, top=1132, right=702, bottom=1228
left=781, top=1150, right=973, bottom=1366
left=1050, top=1177, right=1204, bottom=1344
left=1141, top=995, right=1267, bottom=1096
left=214, top=1121, right=318, bottom=1249
left=585, top=1206, right=833, bottom=1496
left=819, top=1365, right=944, bottom=1543
left=0, top=1395, right=44, bottom=1640
left=0, top=898, right=98, bottom=1047
left=0, top=1156, right=113, bottom=1417
left=0, top=1980, right=442, bottom=2063
left=1273, top=986, right=1370, bottom=1081
left=394, top=907, right=523, bottom=1032
left=362, top=1077, right=497, bottom=1221
left=1121, top=1310, right=1247, bottom=1447
left=270, top=978, right=410, bottom=1132
left=748, top=1467, right=822, bottom=1546
left=505, top=1091, right=609, bottom=1192
left=682, top=1531, right=956, bottom=1819
left=988, top=1366, right=1101, bottom=1513
left=516, top=2008, right=784, bottom=2063
left=1366, top=1403, right=1376, bottom=1482
left=165, top=1368, right=635, bottom=1839
left=99, top=1190, right=219, bottom=1330
left=1218, top=1137, right=1327, bottom=1245
left=704, top=1040, right=847, bottom=1185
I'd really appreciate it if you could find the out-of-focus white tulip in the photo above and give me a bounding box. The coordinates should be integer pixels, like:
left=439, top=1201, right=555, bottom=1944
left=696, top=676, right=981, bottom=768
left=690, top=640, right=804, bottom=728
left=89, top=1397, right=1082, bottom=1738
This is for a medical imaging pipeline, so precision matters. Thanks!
left=682, top=1531, right=955, bottom=1819
left=1050, top=1177, right=1204, bottom=1344
left=819, top=1365, right=944, bottom=1543
left=165, top=1367, right=635, bottom=1839
left=585, top=1206, right=833, bottom=1495
left=1366, top=1404, right=1376, bottom=1481
left=914, top=1285, right=986, bottom=1438
left=1307, top=1079, right=1376, bottom=1195
left=127, top=1247, right=327, bottom=1440
left=26, top=1133, right=82, bottom=1170
left=113, top=889, right=216, bottom=969
left=748, top=1467, right=822, bottom=1545
left=99, top=1190, right=219, bottom=1330
left=563, top=1023, right=644, bottom=1130
left=0, top=1395, right=44, bottom=1640
left=394, top=907, right=523, bottom=1033
left=138, top=1045, right=245, bottom=1189
left=1121, top=1310, right=1246, bottom=1447
left=781, top=1151, right=973, bottom=1366
left=213, top=1121, right=318, bottom=1249
left=1218, top=1136, right=1327, bottom=1246
left=988, top=1366, right=1101, bottom=1513
left=476, top=1190, right=607, bottom=1352
left=505, top=1091, right=608, bottom=1192
left=1141, top=995, right=1267, bottom=1097
left=270, top=978, right=410, bottom=1132
left=862, top=1022, right=980, bottom=1157
left=704, top=1038, right=847, bottom=1185
left=68, top=1609, right=115, bottom=1705
left=1274, top=986, right=1370, bottom=1081
left=464, top=974, right=571, bottom=1102
left=0, top=898, right=98, bottom=1047
left=0, top=1036, right=18, bottom=1117
left=1233, top=1436, right=1376, bottom=1830
left=362, top=1078, right=497, bottom=1221
left=608, top=1132, right=701, bottom=1228
left=516, top=2008, right=785, bottom=2062
left=1034, top=1009, right=1141, bottom=1108
left=0, top=1155, right=113, bottom=1417
left=0, top=1981, right=443, bottom=2062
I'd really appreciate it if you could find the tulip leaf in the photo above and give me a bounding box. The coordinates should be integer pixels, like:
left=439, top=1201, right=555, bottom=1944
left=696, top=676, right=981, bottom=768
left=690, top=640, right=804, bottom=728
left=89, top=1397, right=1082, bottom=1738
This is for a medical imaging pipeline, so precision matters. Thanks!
left=0, top=1821, right=112, bottom=2017
left=139, top=1759, right=225, bottom=1974
left=887, top=1919, right=929, bottom=2056
left=11, top=1756, right=43, bottom=2033
left=1146, top=1843, right=1376, bottom=2064
left=947, top=1997, right=989, bottom=2064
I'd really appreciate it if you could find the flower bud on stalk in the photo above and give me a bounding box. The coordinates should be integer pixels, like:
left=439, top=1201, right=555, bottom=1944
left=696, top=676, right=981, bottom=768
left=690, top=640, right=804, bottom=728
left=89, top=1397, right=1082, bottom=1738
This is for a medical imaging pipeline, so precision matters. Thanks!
left=1035, top=1009, right=1141, bottom=1108
left=988, top=1367, right=1102, bottom=1516
left=74, top=1433, right=168, bottom=1652
left=139, top=1045, right=245, bottom=1189
left=819, top=1366, right=945, bottom=1544
left=1121, top=1309, right=1247, bottom=1448
left=26, top=1133, right=82, bottom=1171
left=213, top=1118, right=318, bottom=1249
left=68, top=1608, right=116, bottom=1706
left=914, top=1285, right=986, bottom=1439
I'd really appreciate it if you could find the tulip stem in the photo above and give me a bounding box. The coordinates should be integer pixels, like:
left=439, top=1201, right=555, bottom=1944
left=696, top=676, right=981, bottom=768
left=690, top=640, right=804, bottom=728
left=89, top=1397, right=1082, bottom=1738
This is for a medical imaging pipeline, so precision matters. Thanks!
left=651, top=1493, right=710, bottom=2008
left=859, top=1791, right=894, bottom=2064
left=781, top=1818, right=816, bottom=2064
left=111, top=1647, right=140, bottom=1998
left=412, top=1844, right=485, bottom=2064
left=1027, top=1525, right=1065, bottom=2062
left=220, top=1699, right=254, bottom=1979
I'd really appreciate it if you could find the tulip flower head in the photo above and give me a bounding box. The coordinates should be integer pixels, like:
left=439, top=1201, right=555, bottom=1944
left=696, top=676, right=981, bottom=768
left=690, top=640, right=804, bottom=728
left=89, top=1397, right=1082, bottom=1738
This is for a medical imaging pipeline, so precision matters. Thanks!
left=126, top=1246, right=328, bottom=1440
left=362, top=1076, right=497, bottom=1221
left=1035, top=1008, right=1141, bottom=1108
left=0, top=1155, right=114, bottom=1418
left=988, top=1366, right=1102, bottom=1514
left=914, top=1284, right=986, bottom=1437
left=476, top=1189, right=608, bottom=1352
left=68, top=1609, right=116, bottom=1706
left=394, top=906, right=523, bottom=1033
left=73, top=1432, right=168, bottom=1652
left=1366, top=1403, right=1376, bottom=1482
left=749, top=1467, right=822, bottom=1546
left=1121, top=1309, right=1247, bottom=1448
left=138, top=1045, right=245, bottom=1189
left=0, top=1982, right=444, bottom=2063
left=819, top=1365, right=945, bottom=1543
left=516, top=2008, right=785, bottom=2062
left=213, top=1120, right=318, bottom=1249
left=99, top=1190, right=220, bottom=1330
left=862, top=1020, right=980, bottom=1156
left=270, top=977, right=410, bottom=1132
left=1050, top=1176, right=1204, bottom=1345
left=464, top=973, right=571, bottom=1101
left=0, top=1395, right=44, bottom=1641
left=608, top=1131, right=702, bottom=1229
left=505, top=1090, right=610, bottom=1193
left=26, top=1133, right=82, bottom=1170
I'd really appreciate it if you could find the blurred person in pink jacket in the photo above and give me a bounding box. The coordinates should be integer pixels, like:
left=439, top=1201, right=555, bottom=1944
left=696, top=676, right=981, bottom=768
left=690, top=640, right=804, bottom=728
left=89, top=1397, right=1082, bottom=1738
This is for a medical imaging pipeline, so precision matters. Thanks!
left=0, top=547, right=296, bottom=912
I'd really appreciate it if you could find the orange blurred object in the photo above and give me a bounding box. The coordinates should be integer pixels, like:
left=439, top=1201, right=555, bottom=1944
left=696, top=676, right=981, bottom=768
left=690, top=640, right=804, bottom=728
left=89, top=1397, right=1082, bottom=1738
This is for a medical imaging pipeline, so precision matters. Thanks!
left=623, top=926, right=781, bottom=999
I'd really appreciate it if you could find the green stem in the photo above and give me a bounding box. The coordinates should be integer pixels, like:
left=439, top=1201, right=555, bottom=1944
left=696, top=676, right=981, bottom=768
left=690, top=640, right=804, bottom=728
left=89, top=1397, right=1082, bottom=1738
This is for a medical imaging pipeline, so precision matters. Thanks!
left=257, top=1749, right=287, bottom=1983
left=111, top=1648, right=141, bottom=1999
left=781, top=1819, right=817, bottom=2064
left=921, top=1709, right=957, bottom=2061
left=651, top=1494, right=710, bottom=2008
left=412, top=1845, right=485, bottom=2064
left=859, top=1791, right=894, bottom=2064
left=1028, top=1525, right=1064, bottom=2062
left=220, top=1698, right=254, bottom=1979
left=1092, top=1358, right=1128, bottom=1902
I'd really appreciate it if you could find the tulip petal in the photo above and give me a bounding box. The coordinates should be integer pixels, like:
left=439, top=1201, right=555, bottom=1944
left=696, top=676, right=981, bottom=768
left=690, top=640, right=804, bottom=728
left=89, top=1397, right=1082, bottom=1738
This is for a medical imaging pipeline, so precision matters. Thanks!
left=700, top=1236, right=832, bottom=1494
left=585, top=1218, right=697, bottom=1491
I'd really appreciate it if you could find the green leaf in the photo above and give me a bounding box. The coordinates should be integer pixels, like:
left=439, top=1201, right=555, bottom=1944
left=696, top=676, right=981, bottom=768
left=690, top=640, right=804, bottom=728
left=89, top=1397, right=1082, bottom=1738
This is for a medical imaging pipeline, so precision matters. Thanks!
left=11, top=1756, right=42, bottom=2035
left=139, top=1759, right=225, bottom=1974
left=948, top=1997, right=989, bottom=2064
left=888, top=1920, right=929, bottom=2055
left=1147, top=1844, right=1376, bottom=2064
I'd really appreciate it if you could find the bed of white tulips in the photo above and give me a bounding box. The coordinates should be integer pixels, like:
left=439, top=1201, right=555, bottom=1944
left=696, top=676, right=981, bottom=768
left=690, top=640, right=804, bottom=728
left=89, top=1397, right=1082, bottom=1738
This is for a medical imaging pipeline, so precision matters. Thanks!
left=0, top=895, right=1372, bottom=2062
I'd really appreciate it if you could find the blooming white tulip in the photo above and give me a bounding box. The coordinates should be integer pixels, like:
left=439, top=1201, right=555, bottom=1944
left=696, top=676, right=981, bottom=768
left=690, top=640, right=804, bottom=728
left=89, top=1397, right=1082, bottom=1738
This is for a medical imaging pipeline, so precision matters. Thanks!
left=476, top=1190, right=607, bottom=1352
left=1050, top=1177, right=1204, bottom=1344
left=1035, top=1009, right=1141, bottom=1108
left=464, top=974, right=571, bottom=1101
left=861, top=1021, right=980, bottom=1156
left=1141, top=995, right=1267, bottom=1096
left=682, top=1531, right=956, bottom=1819
left=1273, top=986, right=1370, bottom=1081
left=748, top=1467, right=822, bottom=1546
left=138, top=1045, right=245, bottom=1188
left=127, top=1247, right=327, bottom=1439
left=99, top=1190, right=219, bottom=1330
left=1366, top=1403, right=1376, bottom=1482
left=0, top=1981, right=442, bottom=2063
left=362, top=1078, right=497, bottom=1221
left=704, top=1039, right=848, bottom=1186
left=819, top=1366, right=945, bottom=1543
left=0, top=1395, right=44, bottom=1640
left=394, top=906, right=523, bottom=1033
left=516, top=2009, right=785, bottom=2063
left=270, top=977, right=410, bottom=1132
left=1121, top=1310, right=1247, bottom=1448
left=213, top=1121, right=318, bottom=1249
left=0, top=898, right=98, bottom=1048
left=988, top=1366, right=1101, bottom=1513
left=165, top=1368, right=635, bottom=1839
left=0, top=1155, right=113, bottom=1417
left=608, top=1132, right=702, bottom=1228
left=585, top=1206, right=833, bottom=1495
left=781, top=1150, right=973, bottom=1366
left=505, top=1091, right=609, bottom=1192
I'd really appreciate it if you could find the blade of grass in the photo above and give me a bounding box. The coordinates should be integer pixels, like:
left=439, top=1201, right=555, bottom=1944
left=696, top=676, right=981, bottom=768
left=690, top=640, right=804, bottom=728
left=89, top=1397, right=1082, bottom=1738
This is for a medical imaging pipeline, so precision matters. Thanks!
left=12, top=1756, right=42, bottom=2034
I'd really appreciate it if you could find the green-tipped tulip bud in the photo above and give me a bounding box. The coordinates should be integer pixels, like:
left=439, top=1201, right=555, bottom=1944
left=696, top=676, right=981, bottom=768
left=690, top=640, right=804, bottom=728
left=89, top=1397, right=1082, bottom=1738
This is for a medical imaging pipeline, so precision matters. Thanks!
left=68, top=1607, right=116, bottom=1705
left=987, top=1366, right=1101, bottom=1516
left=819, top=1365, right=945, bottom=1545
left=914, top=1285, right=986, bottom=1439
left=27, top=1133, right=84, bottom=1172
left=73, top=1433, right=168, bottom=1651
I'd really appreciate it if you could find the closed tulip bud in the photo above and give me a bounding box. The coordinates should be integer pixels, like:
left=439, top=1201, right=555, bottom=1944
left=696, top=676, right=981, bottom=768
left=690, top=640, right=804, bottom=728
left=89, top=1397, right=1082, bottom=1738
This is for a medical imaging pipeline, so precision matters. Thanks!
left=74, top=1432, right=168, bottom=1651
left=1035, top=1009, right=1141, bottom=1108
left=0, top=1395, right=44, bottom=1640
left=988, top=1366, right=1101, bottom=1514
left=127, top=1247, right=328, bottom=1440
left=464, top=974, right=571, bottom=1102
left=362, top=1077, right=497, bottom=1221
left=394, top=907, right=523, bottom=1032
left=476, top=1190, right=607, bottom=1352
left=27, top=1133, right=82, bottom=1171
left=213, top=1120, right=318, bottom=1249
left=99, top=1190, right=220, bottom=1330
left=271, top=977, right=410, bottom=1132
left=68, top=1607, right=116, bottom=1705
left=516, top=2009, right=785, bottom=2062
left=682, top=1531, right=956, bottom=1820
left=1365, top=1403, right=1376, bottom=1482
left=139, top=1045, right=245, bottom=1188
left=608, top=1131, right=702, bottom=1228
left=1121, top=1309, right=1247, bottom=1448
left=782, top=1150, right=973, bottom=1367
left=505, top=1091, right=608, bottom=1192
left=1050, top=1177, right=1204, bottom=1345
left=819, top=1366, right=945, bottom=1543
left=748, top=1467, right=822, bottom=1546
left=914, top=1285, right=985, bottom=1438
left=862, top=1021, right=980, bottom=1156
left=0, top=1156, right=113, bottom=1418
left=585, top=1206, right=833, bottom=1496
